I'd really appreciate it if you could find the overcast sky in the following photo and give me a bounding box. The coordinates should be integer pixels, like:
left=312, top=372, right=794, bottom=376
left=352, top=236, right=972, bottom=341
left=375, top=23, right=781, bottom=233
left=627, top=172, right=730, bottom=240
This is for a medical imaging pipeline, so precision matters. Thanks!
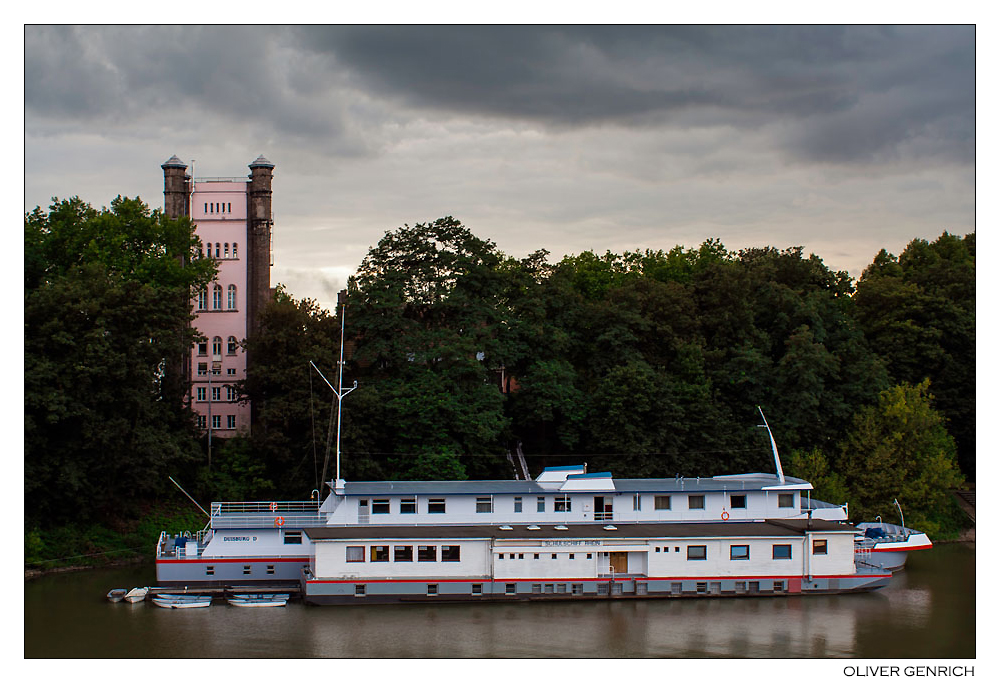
left=24, top=25, right=975, bottom=313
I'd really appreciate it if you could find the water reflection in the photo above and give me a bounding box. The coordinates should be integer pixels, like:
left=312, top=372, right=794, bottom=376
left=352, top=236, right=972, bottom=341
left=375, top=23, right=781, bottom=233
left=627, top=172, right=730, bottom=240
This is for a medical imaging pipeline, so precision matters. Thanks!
left=25, top=543, right=973, bottom=658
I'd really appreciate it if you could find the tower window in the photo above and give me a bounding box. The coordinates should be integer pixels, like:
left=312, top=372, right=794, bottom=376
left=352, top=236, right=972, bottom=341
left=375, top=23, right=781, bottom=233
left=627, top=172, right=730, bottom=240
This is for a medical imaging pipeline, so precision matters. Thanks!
left=227, top=336, right=238, bottom=355
left=212, top=336, right=223, bottom=358
left=233, top=243, right=238, bottom=258
left=197, top=289, right=207, bottom=310
left=228, top=284, right=237, bottom=310
left=224, top=243, right=229, bottom=258
left=213, top=285, right=223, bottom=309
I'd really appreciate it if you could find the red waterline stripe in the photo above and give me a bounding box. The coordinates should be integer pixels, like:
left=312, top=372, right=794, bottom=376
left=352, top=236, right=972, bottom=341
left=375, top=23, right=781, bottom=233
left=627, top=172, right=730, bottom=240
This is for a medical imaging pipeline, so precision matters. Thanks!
left=868, top=544, right=933, bottom=553
left=306, top=572, right=890, bottom=585
left=156, top=557, right=310, bottom=564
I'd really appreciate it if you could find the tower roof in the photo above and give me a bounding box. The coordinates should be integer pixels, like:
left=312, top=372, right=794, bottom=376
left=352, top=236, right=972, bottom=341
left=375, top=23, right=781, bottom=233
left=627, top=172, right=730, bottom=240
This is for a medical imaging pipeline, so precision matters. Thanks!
left=249, top=154, right=274, bottom=169
left=161, top=155, right=187, bottom=169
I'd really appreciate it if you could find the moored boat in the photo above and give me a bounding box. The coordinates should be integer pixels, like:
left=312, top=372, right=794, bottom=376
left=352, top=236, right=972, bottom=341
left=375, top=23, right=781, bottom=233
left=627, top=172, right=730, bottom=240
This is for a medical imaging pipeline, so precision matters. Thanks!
left=123, top=587, right=149, bottom=603
left=855, top=521, right=933, bottom=572
left=107, top=588, right=127, bottom=603
left=227, top=593, right=289, bottom=607
left=151, top=594, right=212, bottom=609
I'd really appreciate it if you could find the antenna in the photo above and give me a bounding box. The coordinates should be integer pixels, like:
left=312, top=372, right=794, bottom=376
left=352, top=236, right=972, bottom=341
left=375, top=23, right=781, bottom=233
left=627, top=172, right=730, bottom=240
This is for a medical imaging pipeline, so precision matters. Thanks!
left=757, top=406, right=785, bottom=485
left=310, top=290, right=357, bottom=492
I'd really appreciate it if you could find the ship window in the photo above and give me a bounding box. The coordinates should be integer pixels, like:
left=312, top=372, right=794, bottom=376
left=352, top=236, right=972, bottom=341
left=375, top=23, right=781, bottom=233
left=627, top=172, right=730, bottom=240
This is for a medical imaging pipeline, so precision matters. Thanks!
left=283, top=531, right=302, bottom=545
left=533, top=553, right=539, bottom=559
left=505, top=583, right=516, bottom=595
left=537, top=496, right=545, bottom=512
left=400, top=497, right=416, bottom=514
left=243, top=565, right=251, bottom=575
left=730, top=545, right=750, bottom=560
left=428, top=499, right=446, bottom=514
left=569, top=553, right=575, bottom=559
left=731, top=494, right=747, bottom=509
left=518, top=553, right=524, bottom=559
left=346, top=546, right=365, bottom=562
left=654, top=496, right=671, bottom=510
left=472, top=584, right=482, bottom=595
left=688, top=495, right=705, bottom=510
left=554, top=495, right=571, bottom=512
left=778, top=493, right=795, bottom=508
left=532, top=584, right=542, bottom=594
left=370, top=546, right=389, bottom=562
left=394, top=545, right=413, bottom=562
left=572, top=584, right=583, bottom=595
left=427, top=584, right=438, bottom=596
left=687, top=545, right=707, bottom=560
left=441, top=546, right=461, bottom=562
left=355, top=584, right=366, bottom=596
left=813, top=539, right=828, bottom=555
left=633, top=494, right=641, bottom=511
left=772, top=544, right=792, bottom=560
left=266, top=565, right=275, bottom=575
left=773, top=581, right=785, bottom=592
left=372, top=499, right=390, bottom=514
left=205, top=566, right=214, bottom=576
left=587, top=553, right=592, bottom=559
left=551, top=553, right=557, bottom=560
left=513, top=496, right=522, bottom=513
left=476, top=497, right=493, bottom=513
left=418, top=545, right=437, bottom=562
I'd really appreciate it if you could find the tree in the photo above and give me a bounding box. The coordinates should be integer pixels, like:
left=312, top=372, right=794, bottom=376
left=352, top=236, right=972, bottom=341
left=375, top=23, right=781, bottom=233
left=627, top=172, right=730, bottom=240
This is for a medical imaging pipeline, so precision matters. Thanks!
left=24, top=196, right=215, bottom=524
left=835, top=381, right=964, bottom=536
left=853, top=233, right=975, bottom=478
left=345, top=218, right=514, bottom=478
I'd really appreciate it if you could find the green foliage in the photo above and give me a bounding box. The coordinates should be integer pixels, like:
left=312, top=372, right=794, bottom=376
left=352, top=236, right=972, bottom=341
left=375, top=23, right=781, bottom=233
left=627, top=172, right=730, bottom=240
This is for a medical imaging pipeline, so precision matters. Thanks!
left=24, top=196, right=215, bottom=526
left=197, top=436, right=276, bottom=501
left=835, top=381, right=964, bottom=536
left=853, top=232, right=975, bottom=477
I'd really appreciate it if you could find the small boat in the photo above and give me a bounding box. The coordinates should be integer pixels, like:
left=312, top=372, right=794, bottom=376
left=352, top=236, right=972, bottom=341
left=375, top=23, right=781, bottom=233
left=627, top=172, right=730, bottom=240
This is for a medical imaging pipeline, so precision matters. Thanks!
left=123, top=587, right=149, bottom=603
left=151, top=594, right=212, bottom=609
left=227, top=593, right=289, bottom=607
left=107, top=588, right=127, bottom=603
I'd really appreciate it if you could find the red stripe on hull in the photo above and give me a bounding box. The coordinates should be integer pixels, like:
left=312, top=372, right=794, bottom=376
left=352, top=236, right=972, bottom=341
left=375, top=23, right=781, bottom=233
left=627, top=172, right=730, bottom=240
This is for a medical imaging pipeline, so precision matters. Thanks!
left=869, top=544, right=932, bottom=553
left=306, top=572, right=890, bottom=585
left=156, top=557, right=310, bottom=564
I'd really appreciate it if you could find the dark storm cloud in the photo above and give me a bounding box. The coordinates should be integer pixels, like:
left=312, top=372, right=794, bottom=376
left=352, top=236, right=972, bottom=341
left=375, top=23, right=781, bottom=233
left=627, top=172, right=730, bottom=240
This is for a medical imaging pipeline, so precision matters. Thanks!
left=295, top=25, right=974, bottom=163
left=24, top=25, right=974, bottom=166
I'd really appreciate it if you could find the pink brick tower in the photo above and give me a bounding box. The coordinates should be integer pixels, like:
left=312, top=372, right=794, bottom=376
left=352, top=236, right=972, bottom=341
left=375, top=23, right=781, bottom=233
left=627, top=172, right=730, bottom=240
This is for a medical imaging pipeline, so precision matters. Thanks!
left=162, top=154, right=274, bottom=438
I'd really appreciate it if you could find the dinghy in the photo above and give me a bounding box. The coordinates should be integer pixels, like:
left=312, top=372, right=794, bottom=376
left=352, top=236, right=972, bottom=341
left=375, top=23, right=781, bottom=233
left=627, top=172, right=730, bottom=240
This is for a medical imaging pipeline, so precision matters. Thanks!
left=152, top=594, right=212, bottom=609
left=227, top=593, right=289, bottom=607
left=107, top=588, right=127, bottom=603
left=123, top=587, right=149, bottom=603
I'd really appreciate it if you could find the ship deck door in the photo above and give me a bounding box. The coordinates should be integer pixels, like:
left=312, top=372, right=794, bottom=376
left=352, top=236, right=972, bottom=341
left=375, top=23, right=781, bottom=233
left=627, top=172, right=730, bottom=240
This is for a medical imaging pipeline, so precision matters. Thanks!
left=609, top=551, right=628, bottom=574
left=358, top=499, right=369, bottom=524
left=594, top=496, right=613, bottom=521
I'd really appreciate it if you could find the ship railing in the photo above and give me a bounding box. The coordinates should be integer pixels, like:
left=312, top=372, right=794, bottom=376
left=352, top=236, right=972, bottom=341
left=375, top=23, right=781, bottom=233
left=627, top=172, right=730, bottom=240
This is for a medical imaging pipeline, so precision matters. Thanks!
left=212, top=501, right=322, bottom=514
left=595, top=511, right=614, bottom=521
left=211, top=513, right=325, bottom=529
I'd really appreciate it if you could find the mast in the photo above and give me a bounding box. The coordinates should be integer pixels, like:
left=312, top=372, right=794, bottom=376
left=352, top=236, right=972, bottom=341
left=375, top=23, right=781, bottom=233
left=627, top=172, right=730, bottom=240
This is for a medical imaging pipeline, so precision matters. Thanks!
left=757, top=406, right=786, bottom=485
left=311, top=289, right=356, bottom=493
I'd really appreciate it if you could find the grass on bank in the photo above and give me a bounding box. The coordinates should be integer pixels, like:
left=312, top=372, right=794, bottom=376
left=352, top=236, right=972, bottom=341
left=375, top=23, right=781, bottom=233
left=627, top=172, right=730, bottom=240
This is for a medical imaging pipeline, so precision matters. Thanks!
left=25, top=504, right=208, bottom=572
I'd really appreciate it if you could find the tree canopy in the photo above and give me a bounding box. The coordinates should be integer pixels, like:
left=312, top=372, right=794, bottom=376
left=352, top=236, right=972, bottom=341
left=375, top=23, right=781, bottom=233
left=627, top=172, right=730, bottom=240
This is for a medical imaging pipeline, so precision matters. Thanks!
left=24, top=197, right=215, bottom=524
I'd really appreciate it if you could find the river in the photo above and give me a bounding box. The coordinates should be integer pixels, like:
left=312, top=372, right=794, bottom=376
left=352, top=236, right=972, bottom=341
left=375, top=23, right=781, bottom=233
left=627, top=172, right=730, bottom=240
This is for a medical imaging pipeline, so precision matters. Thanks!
left=24, top=542, right=974, bottom=659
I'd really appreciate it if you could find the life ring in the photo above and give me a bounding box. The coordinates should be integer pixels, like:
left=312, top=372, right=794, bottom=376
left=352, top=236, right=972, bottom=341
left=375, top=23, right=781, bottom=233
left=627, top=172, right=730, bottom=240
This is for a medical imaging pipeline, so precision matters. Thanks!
left=274, top=516, right=285, bottom=527
left=269, top=502, right=277, bottom=512
left=721, top=511, right=730, bottom=521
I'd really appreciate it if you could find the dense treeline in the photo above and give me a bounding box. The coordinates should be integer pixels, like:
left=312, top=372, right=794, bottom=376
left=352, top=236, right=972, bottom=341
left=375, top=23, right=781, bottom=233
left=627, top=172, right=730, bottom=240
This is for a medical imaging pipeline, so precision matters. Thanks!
left=24, top=200, right=973, bottom=552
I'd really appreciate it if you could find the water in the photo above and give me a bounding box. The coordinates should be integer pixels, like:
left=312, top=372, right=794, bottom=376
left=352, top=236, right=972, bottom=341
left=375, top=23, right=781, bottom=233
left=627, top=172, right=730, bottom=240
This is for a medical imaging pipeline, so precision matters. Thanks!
left=24, top=543, right=974, bottom=658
